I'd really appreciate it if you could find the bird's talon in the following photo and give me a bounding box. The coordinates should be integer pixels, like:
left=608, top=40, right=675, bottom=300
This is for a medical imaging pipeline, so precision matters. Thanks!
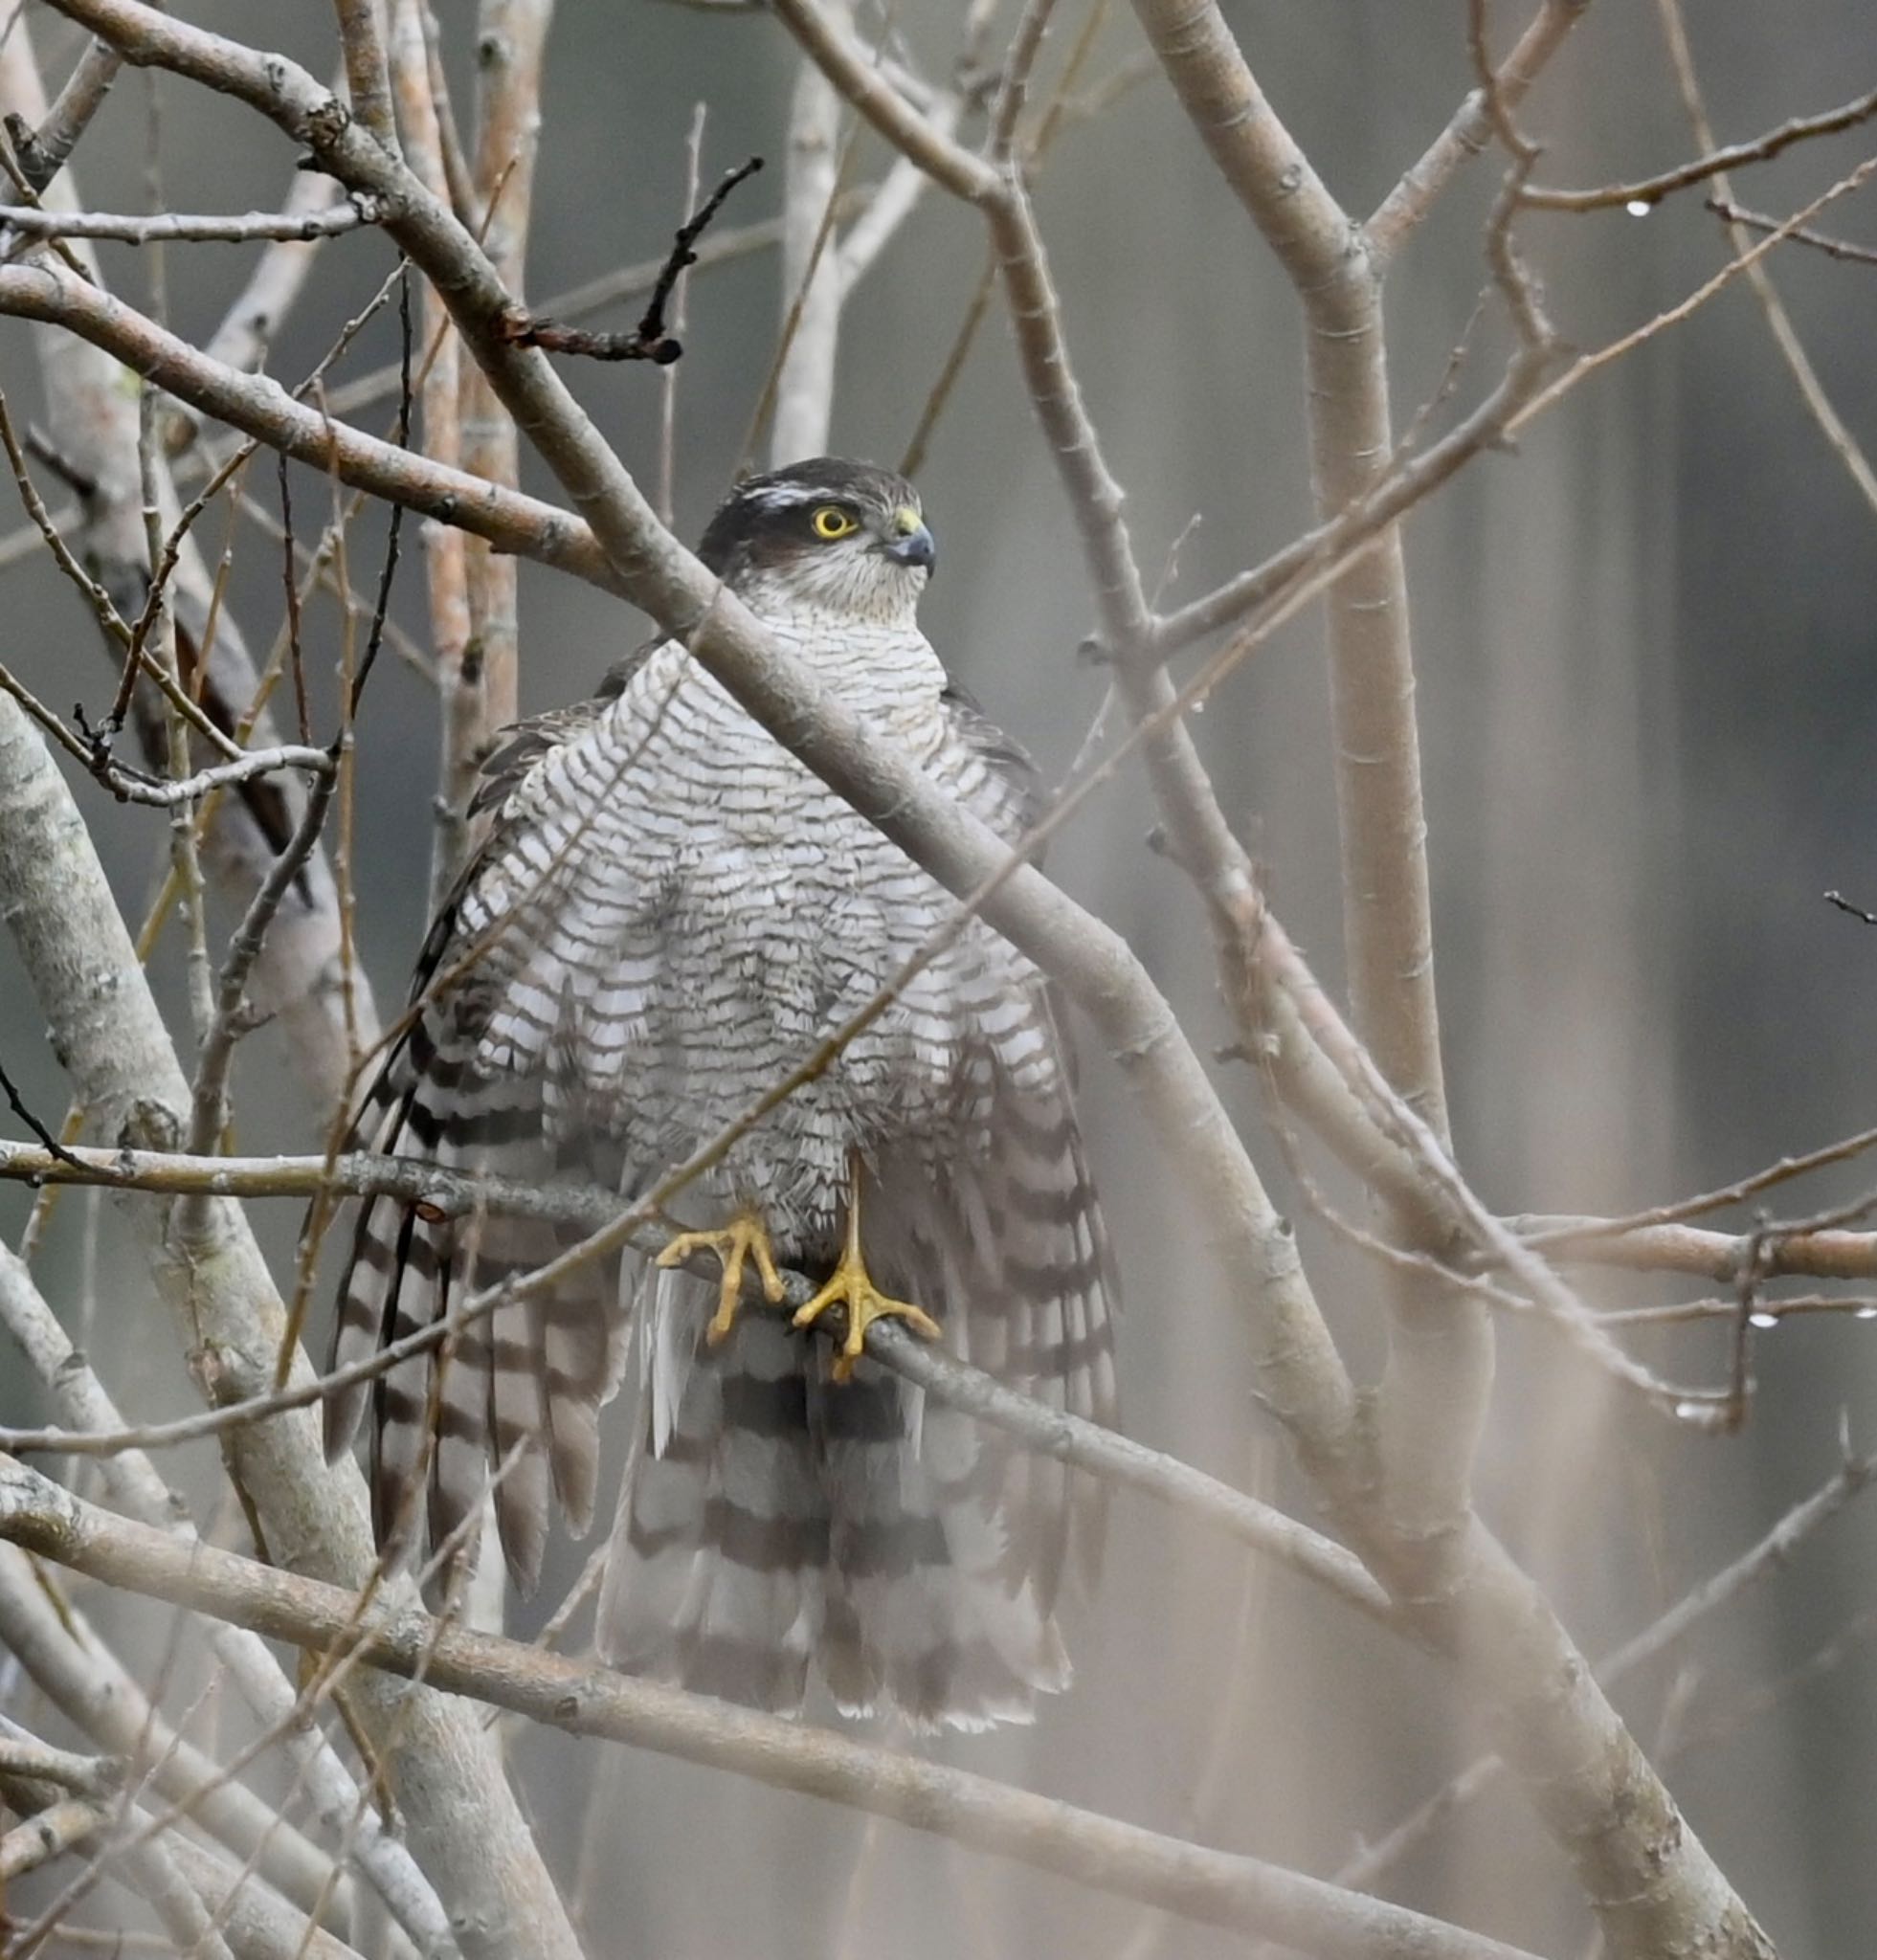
left=655, top=1209, right=782, bottom=1346
left=793, top=1255, right=940, bottom=1382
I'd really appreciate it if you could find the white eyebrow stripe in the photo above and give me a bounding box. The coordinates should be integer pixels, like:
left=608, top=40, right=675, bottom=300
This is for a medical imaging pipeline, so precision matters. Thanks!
left=743, top=485, right=838, bottom=511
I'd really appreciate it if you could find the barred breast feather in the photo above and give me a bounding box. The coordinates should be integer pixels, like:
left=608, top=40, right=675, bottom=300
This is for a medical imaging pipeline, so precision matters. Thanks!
left=326, top=604, right=1118, bottom=1729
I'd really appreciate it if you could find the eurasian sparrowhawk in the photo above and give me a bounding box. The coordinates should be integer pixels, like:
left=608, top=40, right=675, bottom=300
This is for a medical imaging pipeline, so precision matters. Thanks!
left=325, top=459, right=1119, bottom=1729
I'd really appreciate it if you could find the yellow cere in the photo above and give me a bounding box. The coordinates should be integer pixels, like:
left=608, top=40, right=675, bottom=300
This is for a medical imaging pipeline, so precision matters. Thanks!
left=893, top=506, right=922, bottom=536
left=812, top=505, right=860, bottom=540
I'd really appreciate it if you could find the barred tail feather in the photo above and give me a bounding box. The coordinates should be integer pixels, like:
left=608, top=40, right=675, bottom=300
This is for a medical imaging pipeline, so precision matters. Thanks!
left=816, top=1357, right=1070, bottom=1730
left=598, top=1273, right=827, bottom=1712
left=824, top=1062, right=1116, bottom=1729
left=594, top=1131, right=1115, bottom=1729
left=324, top=1027, right=626, bottom=1593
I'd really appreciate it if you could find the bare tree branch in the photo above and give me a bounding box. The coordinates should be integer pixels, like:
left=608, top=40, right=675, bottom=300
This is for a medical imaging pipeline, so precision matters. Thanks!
left=1125, top=0, right=1491, bottom=1634
left=0, top=196, right=387, bottom=242
left=0, top=8, right=1819, bottom=1955
left=1, top=30, right=120, bottom=204
left=0, top=1457, right=1549, bottom=1960
left=1367, top=0, right=1592, bottom=264
left=0, top=687, right=582, bottom=1960
left=1655, top=0, right=1877, bottom=518
left=0, top=1147, right=1389, bottom=1633
left=333, top=0, right=398, bottom=152
left=1521, top=81, right=1877, bottom=209
left=1335, top=1435, right=1877, bottom=1896
left=771, top=0, right=850, bottom=464
left=1704, top=197, right=1877, bottom=266
left=439, top=0, right=551, bottom=887
left=0, top=20, right=382, bottom=1115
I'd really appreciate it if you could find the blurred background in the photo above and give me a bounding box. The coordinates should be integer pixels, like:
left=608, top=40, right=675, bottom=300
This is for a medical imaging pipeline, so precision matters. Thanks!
left=2, top=1, right=1875, bottom=1953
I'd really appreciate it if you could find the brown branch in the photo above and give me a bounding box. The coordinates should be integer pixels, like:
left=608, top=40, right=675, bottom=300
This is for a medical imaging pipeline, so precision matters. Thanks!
left=770, top=0, right=999, bottom=201
left=1512, top=1215, right=1877, bottom=1281
left=1706, top=197, right=1877, bottom=266
left=2, top=31, right=121, bottom=199
left=1521, top=1122, right=1877, bottom=1248
left=333, top=0, right=397, bottom=150
left=0, top=1798, right=110, bottom=1885
left=1508, top=155, right=1877, bottom=434
left=0, top=259, right=620, bottom=587
left=319, top=194, right=857, bottom=423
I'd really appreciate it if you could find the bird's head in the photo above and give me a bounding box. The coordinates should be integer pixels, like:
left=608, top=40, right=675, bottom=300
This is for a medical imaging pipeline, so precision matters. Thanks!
left=698, top=458, right=936, bottom=626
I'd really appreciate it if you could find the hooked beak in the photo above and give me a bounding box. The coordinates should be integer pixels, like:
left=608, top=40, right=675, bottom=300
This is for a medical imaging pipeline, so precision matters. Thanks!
left=883, top=520, right=937, bottom=573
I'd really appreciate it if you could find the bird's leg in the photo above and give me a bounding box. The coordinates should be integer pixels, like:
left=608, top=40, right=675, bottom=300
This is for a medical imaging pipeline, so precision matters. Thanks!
left=655, top=1204, right=786, bottom=1346
left=793, top=1151, right=941, bottom=1382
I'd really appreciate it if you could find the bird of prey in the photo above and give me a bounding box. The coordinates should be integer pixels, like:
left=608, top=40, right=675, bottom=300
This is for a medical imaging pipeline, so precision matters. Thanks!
left=325, top=458, right=1118, bottom=1729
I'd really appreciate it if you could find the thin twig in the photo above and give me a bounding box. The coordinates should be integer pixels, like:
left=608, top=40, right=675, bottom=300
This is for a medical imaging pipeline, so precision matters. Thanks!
left=498, top=155, right=763, bottom=364
left=0, top=1058, right=84, bottom=1170
left=1655, top=0, right=1877, bottom=519
left=1706, top=197, right=1877, bottom=266
left=658, top=101, right=706, bottom=525
left=1522, top=1121, right=1877, bottom=1248
left=1522, top=83, right=1877, bottom=210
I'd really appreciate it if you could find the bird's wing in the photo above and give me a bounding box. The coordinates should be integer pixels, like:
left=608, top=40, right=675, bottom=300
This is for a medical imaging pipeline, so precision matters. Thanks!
left=937, top=675, right=1046, bottom=842
left=324, top=655, right=669, bottom=1589
left=803, top=676, right=1119, bottom=1726
left=939, top=676, right=1118, bottom=1582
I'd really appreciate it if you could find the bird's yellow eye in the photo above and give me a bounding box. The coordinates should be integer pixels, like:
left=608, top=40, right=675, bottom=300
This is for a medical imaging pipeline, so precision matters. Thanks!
left=811, top=505, right=859, bottom=540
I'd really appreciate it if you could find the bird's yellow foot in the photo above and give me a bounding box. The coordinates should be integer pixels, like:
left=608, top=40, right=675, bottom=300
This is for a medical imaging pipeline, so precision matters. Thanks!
left=793, top=1251, right=941, bottom=1383
left=656, top=1208, right=785, bottom=1345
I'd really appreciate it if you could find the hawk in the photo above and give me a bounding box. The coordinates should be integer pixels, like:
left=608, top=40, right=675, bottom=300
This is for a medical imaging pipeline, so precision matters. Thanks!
left=325, top=458, right=1119, bottom=1729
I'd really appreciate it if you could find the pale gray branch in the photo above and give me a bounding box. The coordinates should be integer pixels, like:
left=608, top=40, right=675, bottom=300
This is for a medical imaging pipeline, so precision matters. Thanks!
left=0, top=1140, right=1390, bottom=1632
left=0, top=1457, right=1547, bottom=1960
left=1522, top=82, right=1877, bottom=209
left=0, top=196, right=385, bottom=242
left=0, top=685, right=582, bottom=1960
left=0, top=1239, right=458, bottom=1955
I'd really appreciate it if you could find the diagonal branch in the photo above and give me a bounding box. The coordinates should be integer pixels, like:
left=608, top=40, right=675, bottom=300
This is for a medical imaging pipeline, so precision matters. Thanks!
left=1367, top=0, right=1592, bottom=264
left=0, top=20, right=381, bottom=1116
left=1522, top=82, right=1877, bottom=209
left=0, top=686, right=581, bottom=1960
left=0, top=1139, right=1391, bottom=1630
left=0, top=1456, right=1545, bottom=1960
left=1126, top=0, right=1484, bottom=1593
